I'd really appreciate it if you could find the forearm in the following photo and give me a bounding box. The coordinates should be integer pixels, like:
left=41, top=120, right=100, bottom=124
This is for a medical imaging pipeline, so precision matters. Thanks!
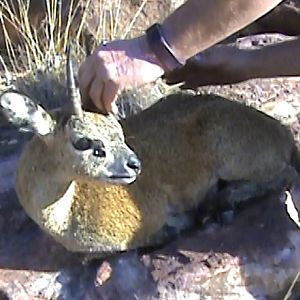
left=162, top=0, right=283, bottom=61
left=247, top=36, right=300, bottom=79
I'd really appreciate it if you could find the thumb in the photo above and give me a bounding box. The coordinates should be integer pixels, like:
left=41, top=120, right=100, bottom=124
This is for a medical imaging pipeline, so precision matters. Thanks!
left=163, top=65, right=188, bottom=85
left=102, top=80, right=119, bottom=113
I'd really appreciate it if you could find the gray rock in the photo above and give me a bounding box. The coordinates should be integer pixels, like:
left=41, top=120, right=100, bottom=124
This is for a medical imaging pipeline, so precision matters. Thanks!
left=1, top=140, right=300, bottom=299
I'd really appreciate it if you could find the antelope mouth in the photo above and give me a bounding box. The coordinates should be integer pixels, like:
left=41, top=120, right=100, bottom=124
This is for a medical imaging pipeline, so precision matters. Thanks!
left=108, top=174, right=137, bottom=184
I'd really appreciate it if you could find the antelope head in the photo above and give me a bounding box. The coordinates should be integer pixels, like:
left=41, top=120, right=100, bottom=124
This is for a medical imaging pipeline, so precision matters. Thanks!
left=0, top=47, right=141, bottom=184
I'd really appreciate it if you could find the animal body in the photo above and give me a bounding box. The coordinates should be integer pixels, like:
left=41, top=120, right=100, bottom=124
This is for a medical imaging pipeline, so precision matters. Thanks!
left=0, top=54, right=299, bottom=254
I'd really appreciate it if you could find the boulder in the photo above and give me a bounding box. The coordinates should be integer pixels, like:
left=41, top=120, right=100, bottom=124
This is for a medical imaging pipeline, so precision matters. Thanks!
left=1, top=159, right=300, bottom=299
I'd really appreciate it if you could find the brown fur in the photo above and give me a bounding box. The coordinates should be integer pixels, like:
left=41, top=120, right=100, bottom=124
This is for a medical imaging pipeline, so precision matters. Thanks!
left=14, top=92, right=300, bottom=254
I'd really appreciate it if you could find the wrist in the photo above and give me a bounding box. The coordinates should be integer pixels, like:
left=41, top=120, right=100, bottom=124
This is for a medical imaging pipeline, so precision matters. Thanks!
left=145, top=23, right=185, bottom=73
left=231, top=49, right=260, bottom=82
left=136, top=35, right=165, bottom=76
left=243, top=49, right=266, bottom=80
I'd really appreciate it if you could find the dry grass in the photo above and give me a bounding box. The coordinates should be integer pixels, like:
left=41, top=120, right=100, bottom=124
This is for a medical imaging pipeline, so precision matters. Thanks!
left=0, top=0, right=151, bottom=75
left=0, top=0, right=176, bottom=116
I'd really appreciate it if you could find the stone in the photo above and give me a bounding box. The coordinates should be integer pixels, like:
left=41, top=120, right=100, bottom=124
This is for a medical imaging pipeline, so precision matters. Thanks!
left=1, top=117, right=300, bottom=298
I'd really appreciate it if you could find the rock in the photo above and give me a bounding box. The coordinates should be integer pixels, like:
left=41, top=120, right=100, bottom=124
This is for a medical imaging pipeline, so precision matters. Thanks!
left=233, top=33, right=295, bottom=49
left=86, top=193, right=300, bottom=300
left=245, top=0, right=300, bottom=36
left=1, top=138, right=300, bottom=299
left=2, top=95, right=300, bottom=299
left=266, top=101, right=298, bottom=120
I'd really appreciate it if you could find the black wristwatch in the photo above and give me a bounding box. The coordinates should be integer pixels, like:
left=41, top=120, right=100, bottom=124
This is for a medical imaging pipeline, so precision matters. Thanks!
left=146, top=23, right=184, bottom=72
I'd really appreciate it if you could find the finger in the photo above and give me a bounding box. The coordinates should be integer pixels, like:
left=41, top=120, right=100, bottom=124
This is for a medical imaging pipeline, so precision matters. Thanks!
left=181, top=76, right=215, bottom=89
left=180, top=74, right=222, bottom=89
left=181, top=82, right=199, bottom=90
left=78, top=58, right=95, bottom=101
left=164, top=55, right=207, bottom=85
left=178, top=71, right=207, bottom=89
left=102, top=79, right=119, bottom=113
left=89, top=79, right=105, bottom=113
left=82, top=98, right=100, bottom=113
left=111, top=102, right=119, bottom=115
left=163, top=68, right=186, bottom=85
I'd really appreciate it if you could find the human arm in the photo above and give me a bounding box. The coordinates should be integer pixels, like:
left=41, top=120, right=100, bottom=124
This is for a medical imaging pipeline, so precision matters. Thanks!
left=78, top=0, right=283, bottom=113
left=164, top=35, right=300, bottom=88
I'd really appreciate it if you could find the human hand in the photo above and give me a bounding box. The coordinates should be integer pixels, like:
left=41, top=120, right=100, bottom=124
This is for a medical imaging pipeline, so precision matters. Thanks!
left=164, top=44, right=253, bottom=89
left=78, top=36, right=164, bottom=113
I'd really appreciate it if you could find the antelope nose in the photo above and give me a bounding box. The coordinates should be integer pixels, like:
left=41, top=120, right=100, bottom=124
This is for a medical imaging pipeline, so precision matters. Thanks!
left=127, top=155, right=141, bottom=174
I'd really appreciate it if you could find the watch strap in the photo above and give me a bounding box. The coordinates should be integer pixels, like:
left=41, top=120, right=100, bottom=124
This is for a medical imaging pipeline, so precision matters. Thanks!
left=146, top=23, right=184, bottom=72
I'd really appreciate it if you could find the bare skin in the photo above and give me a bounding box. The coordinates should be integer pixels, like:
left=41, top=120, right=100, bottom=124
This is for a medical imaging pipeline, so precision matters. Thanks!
left=78, top=0, right=283, bottom=113
left=165, top=35, right=300, bottom=88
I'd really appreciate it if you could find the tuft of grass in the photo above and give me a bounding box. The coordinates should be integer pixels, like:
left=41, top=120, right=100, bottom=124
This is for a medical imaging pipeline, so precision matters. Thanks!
left=0, top=0, right=176, bottom=116
left=0, top=0, right=152, bottom=75
left=0, top=0, right=83, bottom=73
left=0, top=0, right=178, bottom=116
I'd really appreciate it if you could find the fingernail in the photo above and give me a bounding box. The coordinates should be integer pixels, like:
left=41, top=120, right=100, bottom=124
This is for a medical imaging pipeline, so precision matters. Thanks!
left=111, top=103, right=119, bottom=115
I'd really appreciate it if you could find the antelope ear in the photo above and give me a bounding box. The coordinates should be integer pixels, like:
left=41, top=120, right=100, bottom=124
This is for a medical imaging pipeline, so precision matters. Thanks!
left=0, top=91, right=55, bottom=136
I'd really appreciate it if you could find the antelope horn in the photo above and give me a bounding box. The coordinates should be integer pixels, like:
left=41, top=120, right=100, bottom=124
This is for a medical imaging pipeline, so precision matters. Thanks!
left=66, top=45, right=83, bottom=118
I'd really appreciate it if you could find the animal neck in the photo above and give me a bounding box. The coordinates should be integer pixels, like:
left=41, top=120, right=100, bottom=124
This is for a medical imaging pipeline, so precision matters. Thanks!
left=16, top=137, right=74, bottom=225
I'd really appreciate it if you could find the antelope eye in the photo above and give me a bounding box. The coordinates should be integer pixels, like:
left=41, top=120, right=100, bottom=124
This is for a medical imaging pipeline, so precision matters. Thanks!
left=72, top=137, right=93, bottom=151
left=93, top=146, right=106, bottom=158
left=93, top=140, right=106, bottom=158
